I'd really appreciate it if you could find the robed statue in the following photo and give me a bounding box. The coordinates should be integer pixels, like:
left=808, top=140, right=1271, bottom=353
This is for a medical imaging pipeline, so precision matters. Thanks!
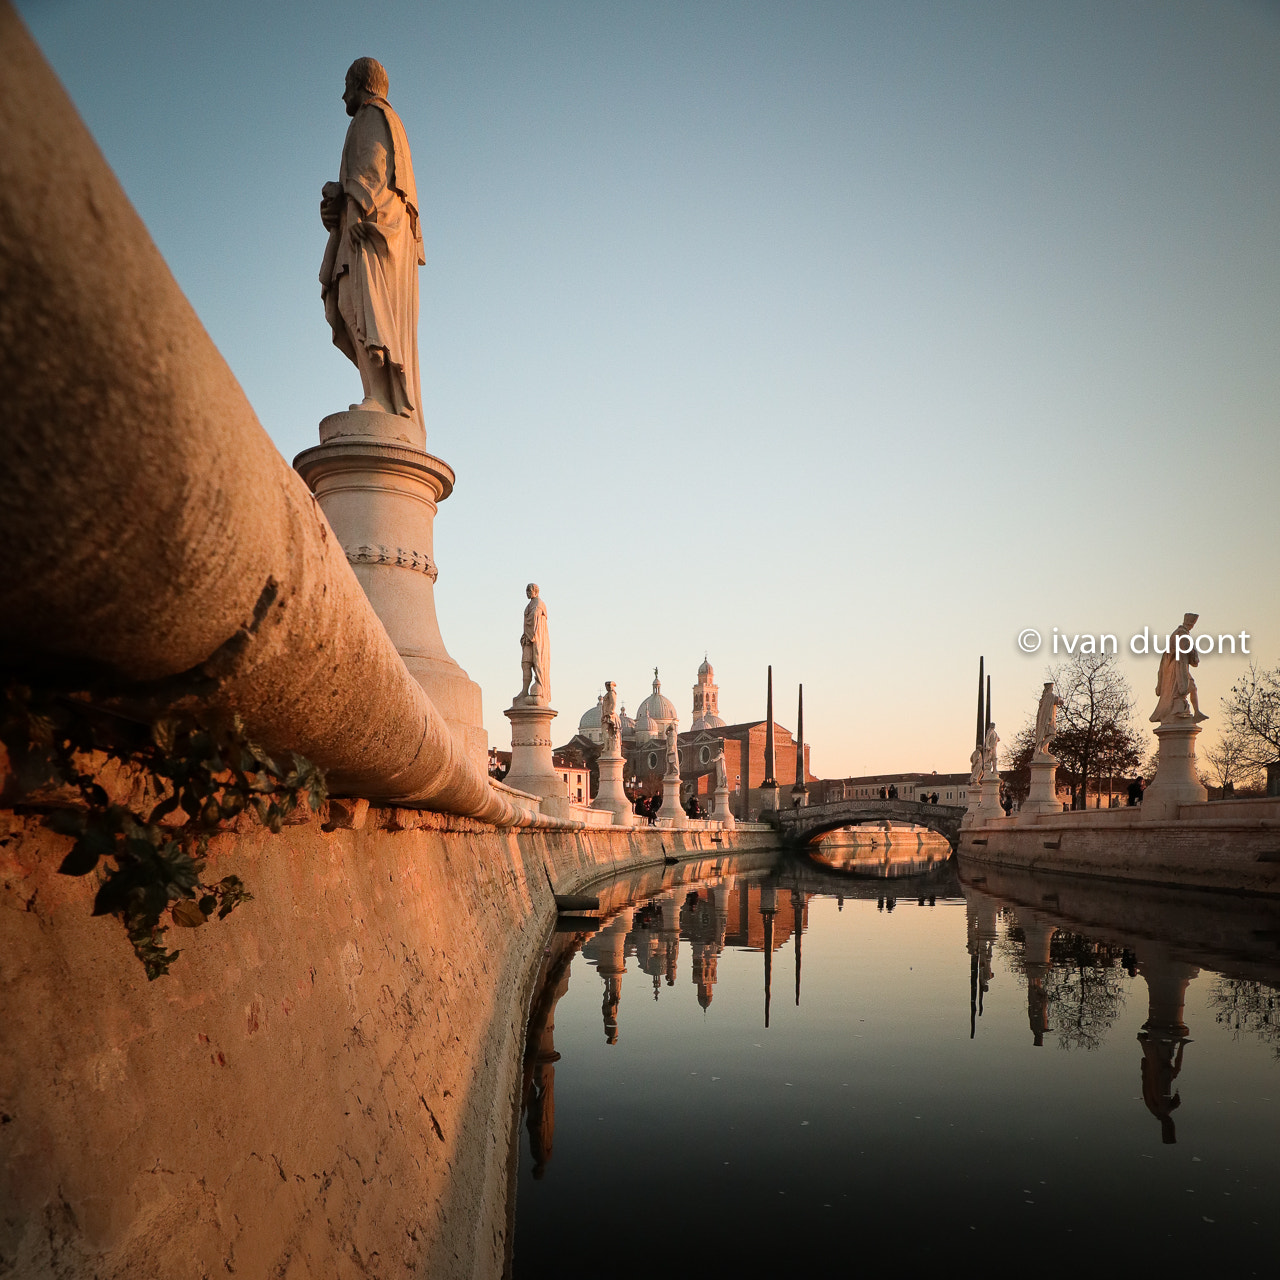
left=601, top=680, right=620, bottom=752
left=1034, top=682, right=1064, bottom=759
left=664, top=723, right=679, bottom=776
left=982, top=723, right=1000, bottom=778
left=714, top=744, right=728, bottom=792
left=519, top=584, right=550, bottom=703
left=320, top=57, right=424, bottom=436
left=1151, top=612, right=1207, bottom=724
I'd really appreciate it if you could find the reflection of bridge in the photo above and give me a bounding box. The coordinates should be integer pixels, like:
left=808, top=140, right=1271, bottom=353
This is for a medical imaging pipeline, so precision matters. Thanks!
left=767, top=798, right=966, bottom=849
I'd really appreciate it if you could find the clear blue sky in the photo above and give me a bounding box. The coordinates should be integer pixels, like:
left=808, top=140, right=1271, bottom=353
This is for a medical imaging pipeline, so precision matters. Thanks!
left=19, top=0, right=1280, bottom=775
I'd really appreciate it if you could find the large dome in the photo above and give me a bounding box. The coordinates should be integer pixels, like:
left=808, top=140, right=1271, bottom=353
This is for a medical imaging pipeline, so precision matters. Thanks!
left=636, top=670, right=677, bottom=727
left=578, top=695, right=603, bottom=733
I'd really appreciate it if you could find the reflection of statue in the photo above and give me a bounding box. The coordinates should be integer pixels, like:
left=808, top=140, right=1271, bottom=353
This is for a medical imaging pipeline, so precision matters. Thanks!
left=601, top=680, right=620, bottom=751
left=982, top=723, right=1000, bottom=776
left=519, top=584, right=550, bottom=702
left=969, top=745, right=984, bottom=786
left=1034, top=682, right=1064, bottom=758
left=1139, top=1032, right=1187, bottom=1145
left=319, top=58, right=424, bottom=431
left=664, top=723, right=679, bottom=775
left=1151, top=612, right=1207, bottom=723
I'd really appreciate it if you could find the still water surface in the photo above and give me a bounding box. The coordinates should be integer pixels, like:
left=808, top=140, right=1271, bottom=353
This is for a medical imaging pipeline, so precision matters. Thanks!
left=511, top=849, right=1279, bottom=1275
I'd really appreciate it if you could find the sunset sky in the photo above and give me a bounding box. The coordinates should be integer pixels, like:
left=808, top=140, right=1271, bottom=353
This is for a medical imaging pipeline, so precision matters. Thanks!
left=19, top=0, right=1280, bottom=776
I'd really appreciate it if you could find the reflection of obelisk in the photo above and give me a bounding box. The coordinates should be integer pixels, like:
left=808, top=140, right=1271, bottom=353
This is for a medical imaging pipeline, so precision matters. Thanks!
left=792, top=889, right=805, bottom=1007
left=760, top=883, right=777, bottom=1028
left=1136, top=947, right=1198, bottom=1145
left=964, top=883, right=1000, bottom=1037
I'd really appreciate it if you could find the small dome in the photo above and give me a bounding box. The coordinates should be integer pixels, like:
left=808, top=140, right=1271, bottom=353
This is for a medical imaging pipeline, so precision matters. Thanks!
left=637, top=669, right=677, bottom=727
left=698, top=655, right=713, bottom=678
left=619, top=704, right=634, bottom=731
left=692, top=712, right=726, bottom=730
left=578, top=695, right=603, bottom=733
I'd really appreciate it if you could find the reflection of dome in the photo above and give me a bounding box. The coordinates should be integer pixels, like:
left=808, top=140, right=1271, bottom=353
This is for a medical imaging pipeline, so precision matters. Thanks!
left=636, top=669, right=677, bottom=729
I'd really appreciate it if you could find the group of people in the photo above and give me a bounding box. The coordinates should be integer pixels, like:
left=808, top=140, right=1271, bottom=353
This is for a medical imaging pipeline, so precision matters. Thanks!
left=875, top=783, right=942, bottom=804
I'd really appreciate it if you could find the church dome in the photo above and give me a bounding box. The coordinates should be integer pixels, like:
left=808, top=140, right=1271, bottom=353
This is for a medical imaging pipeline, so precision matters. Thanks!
left=619, top=704, right=634, bottom=733
left=636, top=670, right=677, bottom=728
left=578, top=695, right=603, bottom=734
left=698, top=655, right=714, bottom=678
left=692, top=712, right=726, bottom=730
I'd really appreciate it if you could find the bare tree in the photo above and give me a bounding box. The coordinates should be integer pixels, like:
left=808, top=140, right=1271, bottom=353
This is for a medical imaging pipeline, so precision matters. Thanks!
left=1049, top=651, right=1144, bottom=810
left=1222, top=664, right=1280, bottom=774
left=1201, top=723, right=1264, bottom=796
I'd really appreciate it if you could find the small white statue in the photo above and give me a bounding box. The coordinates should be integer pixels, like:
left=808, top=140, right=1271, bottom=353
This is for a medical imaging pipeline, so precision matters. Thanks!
left=714, top=743, right=728, bottom=792
left=1034, top=682, right=1064, bottom=759
left=601, top=680, right=620, bottom=751
left=969, top=745, right=984, bottom=787
left=665, top=722, right=679, bottom=776
left=982, top=723, right=1000, bottom=777
left=1151, top=612, right=1208, bottom=724
left=519, top=583, right=550, bottom=702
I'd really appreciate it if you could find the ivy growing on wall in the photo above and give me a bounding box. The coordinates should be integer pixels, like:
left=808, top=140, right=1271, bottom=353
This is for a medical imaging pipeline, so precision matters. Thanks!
left=1, top=683, right=326, bottom=979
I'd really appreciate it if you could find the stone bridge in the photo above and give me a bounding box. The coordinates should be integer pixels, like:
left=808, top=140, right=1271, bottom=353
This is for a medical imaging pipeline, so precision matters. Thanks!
left=766, top=798, right=967, bottom=849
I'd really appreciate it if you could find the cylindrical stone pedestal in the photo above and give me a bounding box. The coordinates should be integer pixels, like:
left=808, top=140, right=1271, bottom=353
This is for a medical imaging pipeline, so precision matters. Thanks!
left=503, top=699, right=570, bottom=820
left=1142, top=719, right=1208, bottom=820
left=591, top=750, right=635, bottom=826
left=712, top=784, right=736, bottom=830
left=978, top=773, right=1004, bottom=821
left=1021, top=754, right=1063, bottom=819
left=294, top=412, right=487, bottom=771
left=657, top=767, right=688, bottom=828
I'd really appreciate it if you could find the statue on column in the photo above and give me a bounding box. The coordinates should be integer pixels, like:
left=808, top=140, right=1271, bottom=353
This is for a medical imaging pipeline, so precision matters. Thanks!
left=1151, top=612, right=1208, bottom=723
left=664, top=722, right=679, bottom=776
left=969, top=744, right=985, bottom=786
left=982, top=723, right=1000, bottom=777
left=714, top=743, right=728, bottom=792
left=601, top=680, right=620, bottom=752
left=319, top=57, right=424, bottom=433
left=1034, top=682, right=1064, bottom=759
left=519, top=583, right=550, bottom=703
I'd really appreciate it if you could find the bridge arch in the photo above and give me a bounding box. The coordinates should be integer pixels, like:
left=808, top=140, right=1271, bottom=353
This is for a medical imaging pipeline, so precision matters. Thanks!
left=769, top=798, right=965, bottom=850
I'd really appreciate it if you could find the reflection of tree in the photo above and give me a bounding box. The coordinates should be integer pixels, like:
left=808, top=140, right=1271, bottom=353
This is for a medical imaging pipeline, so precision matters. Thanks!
left=998, top=926, right=1129, bottom=1050
left=1207, top=977, right=1280, bottom=1059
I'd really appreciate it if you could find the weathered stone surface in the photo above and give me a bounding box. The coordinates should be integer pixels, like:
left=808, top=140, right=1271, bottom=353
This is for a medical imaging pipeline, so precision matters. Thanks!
left=0, top=807, right=776, bottom=1277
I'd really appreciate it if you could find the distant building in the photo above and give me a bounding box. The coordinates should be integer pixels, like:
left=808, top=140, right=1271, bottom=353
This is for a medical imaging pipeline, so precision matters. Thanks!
left=811, top=772, right=972, bottom=805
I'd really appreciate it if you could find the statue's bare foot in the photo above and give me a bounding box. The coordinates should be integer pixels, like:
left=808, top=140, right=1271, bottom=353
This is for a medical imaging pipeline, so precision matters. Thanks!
left=351, top=396, right=384, bottom=413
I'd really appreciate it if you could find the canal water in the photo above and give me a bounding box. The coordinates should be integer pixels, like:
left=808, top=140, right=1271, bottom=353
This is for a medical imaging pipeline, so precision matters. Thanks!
left=509, top=849, right=1279, bottom=1276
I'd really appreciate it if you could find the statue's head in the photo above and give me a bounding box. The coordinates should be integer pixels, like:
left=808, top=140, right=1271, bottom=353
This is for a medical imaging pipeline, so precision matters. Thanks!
left=526, top=582, right=539, bottom=599
left=344, top=57, right=389, bottom=115
left=605, top=680, right=615, bottom=693
left=1182, top=611, right=1198, bottom=629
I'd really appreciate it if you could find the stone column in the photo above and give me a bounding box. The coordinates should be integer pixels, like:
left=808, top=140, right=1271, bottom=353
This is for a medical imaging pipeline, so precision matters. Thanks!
left=592, top=743, right=635, bottom=826
left=503, top=697, right=569, bottom=821
left=977, top=772, right=1004, bottom=821
left=294, top=412, right=487, bottom=770
left=1020, top=752, right=1063, bottom=818
left=1142, top=719, right=1208, bottom=820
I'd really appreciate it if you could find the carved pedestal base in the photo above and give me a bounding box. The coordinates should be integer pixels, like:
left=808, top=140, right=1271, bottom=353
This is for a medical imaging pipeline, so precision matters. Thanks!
left=294, top=411, right=487, bottom=772
left=1021, top=754, right=1063, bottom=819
left=657, top=767, right=688, bottom=828
left=712, top=784, right=736, bottom=830
left=1142, top=719, right=1208, bottom=820
left=591, top=749, right=635, bottom=826
left=978, top=774, right=1004, bottom=821
left=503, top=699, right=569, bottom=820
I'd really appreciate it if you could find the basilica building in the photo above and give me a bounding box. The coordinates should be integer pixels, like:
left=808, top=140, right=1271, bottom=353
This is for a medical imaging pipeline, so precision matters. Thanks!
left=559, top=658, right=814, bottom=820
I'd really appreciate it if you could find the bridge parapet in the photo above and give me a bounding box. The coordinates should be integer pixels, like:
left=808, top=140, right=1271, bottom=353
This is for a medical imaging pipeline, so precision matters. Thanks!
left=773, top=798, right=966, bottom=849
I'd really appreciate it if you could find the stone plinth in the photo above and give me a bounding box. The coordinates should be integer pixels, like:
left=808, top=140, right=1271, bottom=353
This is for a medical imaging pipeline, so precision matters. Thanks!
left=1142, top=719, right=1208, bottom=820
left=294, top=411, right=487, bottom=771
left=657, top=767, right=688, bottom=828
left=591, top=749, right=635, bottom=826
left=712, top=784, right=736, bottom=830
left=978, top=774, right=1004, bottom=821
left=502, top=699, right=570, bottom=821
left=758, top=781, right=781, bottom=817
left=1021, top=754, right=1063, bottom=819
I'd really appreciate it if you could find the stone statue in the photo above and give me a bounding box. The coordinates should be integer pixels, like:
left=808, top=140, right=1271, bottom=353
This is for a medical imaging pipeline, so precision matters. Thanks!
left=969, top=745, right=984, bottom=787
left=664, top=722, right=679, bottom=776
left=982, top=723, right=1000, bottom=777
left=1034, top=682, right=1064, bottom=759
left=714, top=744, right=728, bottom=792
left=519, top=583, right=550, bottom=702
left=1151, top=612, right=1208, bottom=724
left=601, top=680, right=620, bottom=752
left=320, top=57, right=424, bottom=433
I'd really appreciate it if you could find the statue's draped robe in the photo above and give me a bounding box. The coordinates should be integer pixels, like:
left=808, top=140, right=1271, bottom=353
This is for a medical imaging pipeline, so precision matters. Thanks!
left=524, top=598, right=550, bottom=701
left=1151, top=629, right=1195, bottom=722
left=320, top=96, right=424, bottom=428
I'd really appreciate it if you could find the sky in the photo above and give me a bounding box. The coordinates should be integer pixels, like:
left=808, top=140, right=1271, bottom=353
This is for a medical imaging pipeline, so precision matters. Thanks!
left=17, top=0, right=1280, bottom=776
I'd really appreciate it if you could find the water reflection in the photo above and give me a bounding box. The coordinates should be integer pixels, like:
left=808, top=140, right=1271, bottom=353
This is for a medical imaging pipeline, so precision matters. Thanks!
left=512, top=851, right=1280, bottom=1274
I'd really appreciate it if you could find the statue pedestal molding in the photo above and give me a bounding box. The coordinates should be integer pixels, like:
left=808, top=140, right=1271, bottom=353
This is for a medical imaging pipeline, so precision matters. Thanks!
left=712, top=784, right=736, bottom=830
left=592, top=748, right=635, bottom=826
left=1142, top=719, right=1208, bottom=820
left=294, top=411, right=487, bottom=771
left=1021, top=753, right=1063, bottom=818
left=503, top=698, right=569, bottom=820
left=657, top=766, right=688, bottom=828
left=978, top=774, right=1004, bottom=821
left=758, top=781, right=781, bottom=818
left=789, top=783, right=809, bottom=809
